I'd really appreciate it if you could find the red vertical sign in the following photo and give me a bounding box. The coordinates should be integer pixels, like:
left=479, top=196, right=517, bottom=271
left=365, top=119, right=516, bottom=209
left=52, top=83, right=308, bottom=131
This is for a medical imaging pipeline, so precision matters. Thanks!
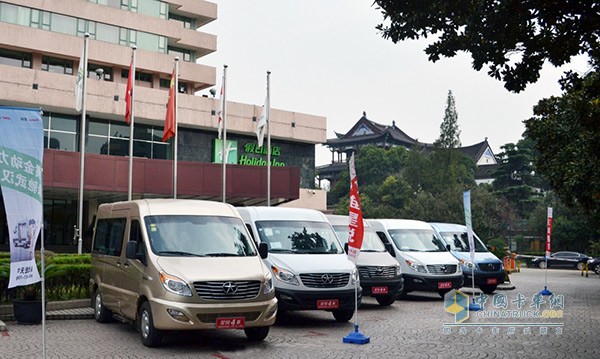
left=545, top=207, right=553, bottom=258
left=347, top=153, right=364, bottom=262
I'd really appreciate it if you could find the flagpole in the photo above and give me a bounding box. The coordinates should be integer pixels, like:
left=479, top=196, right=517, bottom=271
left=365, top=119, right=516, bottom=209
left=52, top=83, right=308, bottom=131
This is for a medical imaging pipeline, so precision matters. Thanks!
left=266, top=71, right=271, bottom=207
left=77, top=33, right=89, bottom=255
left=173, top=57, right=179, bottom=199
left=221, top=65, right=228, bottom=203
left=127, top=46, right=137, bottom=201
left=41, top=194, right=46, bottom=359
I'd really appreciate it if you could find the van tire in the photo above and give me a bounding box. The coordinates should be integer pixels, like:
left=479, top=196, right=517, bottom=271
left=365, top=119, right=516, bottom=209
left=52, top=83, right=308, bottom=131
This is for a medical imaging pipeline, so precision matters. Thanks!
left=332, top=309, right=354, bottom=322
left=375, top=295, right=395, bottom=306
left=438, top=289, right=451, bottom=298
left=244, top=326, right=270, bottom=341
left=93, top=289, right=112, bottom=323
left=138, top=302, right=162, bottom=347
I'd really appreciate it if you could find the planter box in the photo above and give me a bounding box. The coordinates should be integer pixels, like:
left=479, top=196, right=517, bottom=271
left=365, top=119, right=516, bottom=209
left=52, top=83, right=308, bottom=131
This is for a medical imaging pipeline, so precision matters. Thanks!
left=12, top=300, right=45, bottom=325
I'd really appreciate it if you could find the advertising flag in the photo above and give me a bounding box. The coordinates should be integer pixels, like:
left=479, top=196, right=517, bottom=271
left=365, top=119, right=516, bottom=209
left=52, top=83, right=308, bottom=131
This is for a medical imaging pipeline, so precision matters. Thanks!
left=162, top=69, right=175, bottom=142
left=74, top=46, right=85, bottom=112
left=463, top=190, right=475, bottom=263
left=546, top=207, right=553, bottom=258
left=124, top=58, right=134, bottom=124
left=255, top=96, right=268, bottom=148
left=217, top=85, right=224, bottom=139
left=347, top=153, right=364, bottom=262
left=0, top=107, right=44, bottom=288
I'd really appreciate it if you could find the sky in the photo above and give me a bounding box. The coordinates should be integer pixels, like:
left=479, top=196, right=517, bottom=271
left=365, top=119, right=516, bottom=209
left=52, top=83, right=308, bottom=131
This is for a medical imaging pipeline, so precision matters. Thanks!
left=200, top=1, right=590, bottom=166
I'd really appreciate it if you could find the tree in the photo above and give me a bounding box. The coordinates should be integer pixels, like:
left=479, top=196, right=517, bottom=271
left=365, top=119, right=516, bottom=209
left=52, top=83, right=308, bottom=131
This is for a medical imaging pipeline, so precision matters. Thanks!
left=525, top=70, right=600, bottom=230
left=435, top=90, right=461, bottom=148
left=374, top=0, right=600, bottom=92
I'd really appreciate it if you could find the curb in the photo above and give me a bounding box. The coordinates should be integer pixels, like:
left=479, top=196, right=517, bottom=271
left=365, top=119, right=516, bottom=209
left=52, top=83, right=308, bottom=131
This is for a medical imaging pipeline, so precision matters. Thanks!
left=0, top=299, right=92, bottom=330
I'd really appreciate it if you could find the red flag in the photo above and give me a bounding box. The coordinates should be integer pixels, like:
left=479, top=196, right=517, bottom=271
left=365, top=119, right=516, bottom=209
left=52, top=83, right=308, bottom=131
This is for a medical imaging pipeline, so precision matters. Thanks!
left=124, top=60, right=133, bottom=124
left=217, top=84, right=224, bottom=139
left=162, top=69, right=175, bottom=142
left=347, top=153, right=364, bottom=262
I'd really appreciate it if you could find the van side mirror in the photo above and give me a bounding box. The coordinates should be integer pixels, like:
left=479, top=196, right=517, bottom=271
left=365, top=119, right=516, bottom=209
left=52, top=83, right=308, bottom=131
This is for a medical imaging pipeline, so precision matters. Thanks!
left=258, top=242, right=269, bottom=259
left=344, top=243, right=349, bottom=254
left=385, top=243, right=396, bottom=257
left=125, top=240, right=146, bottom=265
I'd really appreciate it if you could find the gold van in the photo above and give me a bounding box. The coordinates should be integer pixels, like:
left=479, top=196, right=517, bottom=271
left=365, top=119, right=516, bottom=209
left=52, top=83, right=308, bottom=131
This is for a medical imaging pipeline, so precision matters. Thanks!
left=90, top=199, right=277, bottom=347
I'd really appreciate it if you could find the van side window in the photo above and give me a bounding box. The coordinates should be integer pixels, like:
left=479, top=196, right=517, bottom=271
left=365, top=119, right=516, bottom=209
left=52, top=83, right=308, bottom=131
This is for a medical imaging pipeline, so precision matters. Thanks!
left=92, top=218, right=126, bottom=256
left=129, top=220, right=147, bottom=264
left=375, top=231, right=390, bottom=244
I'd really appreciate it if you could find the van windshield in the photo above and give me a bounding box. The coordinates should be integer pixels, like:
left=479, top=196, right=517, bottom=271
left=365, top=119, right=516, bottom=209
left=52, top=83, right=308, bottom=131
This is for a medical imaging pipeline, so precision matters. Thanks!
left=332, top=226, right=386, bottom=252
left=145, top=215, right=256, bottom=257
left=387, top=229, right=447, bottom=252
left=256, top=221, right=343, bottom=254
left=439, top=231, right=488, bottom=252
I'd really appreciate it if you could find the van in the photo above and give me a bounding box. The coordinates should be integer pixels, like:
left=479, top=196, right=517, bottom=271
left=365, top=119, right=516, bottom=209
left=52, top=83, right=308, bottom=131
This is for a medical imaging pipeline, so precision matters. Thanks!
left=90, top=199, right=277, bottom=347
left=237, top=207, right=360, bottom=322
left=326, top=214, right=403, bottom=306
left=430, top=222, right=504, bottom=294
left=368, top=219, right=463, bottom=297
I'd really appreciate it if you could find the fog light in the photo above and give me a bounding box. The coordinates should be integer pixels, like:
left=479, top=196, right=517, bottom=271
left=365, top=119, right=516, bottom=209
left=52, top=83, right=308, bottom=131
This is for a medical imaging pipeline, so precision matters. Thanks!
left=280, top=294, right=293, bottom=302
left=266, top=305, right=278, bottom=320
left=167, top=308, right=190, bottom=322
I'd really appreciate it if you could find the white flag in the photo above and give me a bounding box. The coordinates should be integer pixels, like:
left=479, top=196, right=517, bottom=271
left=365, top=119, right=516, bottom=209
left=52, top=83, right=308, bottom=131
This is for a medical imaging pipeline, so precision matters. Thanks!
left=256, top=96, right=268, bottom=147
left=217, top=85, right=224, bottom=139
left=75, top=46, right=85, bottom=112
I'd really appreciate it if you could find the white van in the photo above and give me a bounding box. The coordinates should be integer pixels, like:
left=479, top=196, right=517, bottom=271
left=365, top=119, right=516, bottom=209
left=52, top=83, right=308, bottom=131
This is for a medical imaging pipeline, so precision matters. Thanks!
left=430, top=222, right=504, bottom=294
left=237, top=207, right=360, bottom=322
left=368, top=219, right=463, bottom=297
left=90, top=199, right=277, bottom=347
left=326, top=214, right=403, bottom=306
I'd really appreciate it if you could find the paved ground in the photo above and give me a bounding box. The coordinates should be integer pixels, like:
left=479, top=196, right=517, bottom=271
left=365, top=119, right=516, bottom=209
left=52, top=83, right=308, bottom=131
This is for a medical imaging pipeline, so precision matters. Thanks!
left=0, top=268, right=598, bottom=358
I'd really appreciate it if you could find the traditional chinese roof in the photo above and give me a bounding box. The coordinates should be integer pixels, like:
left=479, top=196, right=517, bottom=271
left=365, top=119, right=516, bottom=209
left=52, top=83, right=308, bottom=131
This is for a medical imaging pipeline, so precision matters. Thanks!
left=458, top=139, right=496, bottom=164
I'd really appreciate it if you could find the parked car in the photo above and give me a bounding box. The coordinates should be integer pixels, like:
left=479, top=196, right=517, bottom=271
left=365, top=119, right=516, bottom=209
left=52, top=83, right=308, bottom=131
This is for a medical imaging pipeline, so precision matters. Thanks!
left=587, top=257, right=600, bottom=274
left=430, top=223, right=504, bottom=294
left=531, top=251, right=592, bottom=270
left=326, top=214, right=403, bottom=306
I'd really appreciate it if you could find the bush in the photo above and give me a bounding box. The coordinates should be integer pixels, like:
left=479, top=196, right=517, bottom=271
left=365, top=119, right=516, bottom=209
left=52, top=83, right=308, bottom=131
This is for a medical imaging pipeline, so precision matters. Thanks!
left=0, top=252, right=91, bottom=304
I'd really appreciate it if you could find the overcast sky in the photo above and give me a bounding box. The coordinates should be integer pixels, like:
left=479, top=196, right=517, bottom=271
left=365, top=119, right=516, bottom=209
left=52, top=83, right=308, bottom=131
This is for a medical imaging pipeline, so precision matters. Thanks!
left=201, top=1, right=589, bottom=166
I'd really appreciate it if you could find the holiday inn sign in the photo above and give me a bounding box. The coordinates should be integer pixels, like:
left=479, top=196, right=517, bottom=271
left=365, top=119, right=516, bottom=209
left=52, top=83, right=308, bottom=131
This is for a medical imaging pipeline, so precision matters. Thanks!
left=213, top=139, right=286, bottom=167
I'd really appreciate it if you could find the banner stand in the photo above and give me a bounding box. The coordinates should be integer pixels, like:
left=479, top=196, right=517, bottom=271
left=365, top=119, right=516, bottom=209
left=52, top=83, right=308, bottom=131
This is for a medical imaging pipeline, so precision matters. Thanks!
left=343, top=280, right=369, bottom=344
left=464, top=191, right=481, bottom=312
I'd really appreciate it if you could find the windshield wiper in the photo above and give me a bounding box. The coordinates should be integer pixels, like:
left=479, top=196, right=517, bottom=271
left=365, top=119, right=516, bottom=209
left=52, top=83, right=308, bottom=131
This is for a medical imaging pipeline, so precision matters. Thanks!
left=157, top=251, right=204, bottom=257
left=204, top=253, right=241, bottom=257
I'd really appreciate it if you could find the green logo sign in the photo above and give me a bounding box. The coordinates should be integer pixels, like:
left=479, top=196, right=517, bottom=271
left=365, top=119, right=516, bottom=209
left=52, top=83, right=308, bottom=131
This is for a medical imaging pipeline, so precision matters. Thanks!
left=213, top=139, right=238, bottom=164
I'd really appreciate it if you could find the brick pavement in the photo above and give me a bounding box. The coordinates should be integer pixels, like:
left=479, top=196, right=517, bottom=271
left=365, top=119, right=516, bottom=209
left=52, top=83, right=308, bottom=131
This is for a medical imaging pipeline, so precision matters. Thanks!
left=0, top=268, right=598, bottom=359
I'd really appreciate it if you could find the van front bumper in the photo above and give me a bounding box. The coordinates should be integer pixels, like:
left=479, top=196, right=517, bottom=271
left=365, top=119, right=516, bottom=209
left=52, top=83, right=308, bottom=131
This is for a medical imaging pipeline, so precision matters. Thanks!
left=360, top=277, right=404, bottom=297
left=149, top=296, right=278, bottom=331
left=402, top=273, right=464, bottom=293
left=275, top=287, right=361, bottom=311
left=464, top=271, right=505, bottom=287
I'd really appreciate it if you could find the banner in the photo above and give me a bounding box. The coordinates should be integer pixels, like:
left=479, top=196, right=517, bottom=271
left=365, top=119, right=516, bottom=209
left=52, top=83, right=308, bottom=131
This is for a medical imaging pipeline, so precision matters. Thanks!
left=463, top=191, right=475, bottom=263
left=347, top=153, right=364, bottom=262
left=0, top=107, right=44, bottom=288
left=546, top=207, right=553, bottom=258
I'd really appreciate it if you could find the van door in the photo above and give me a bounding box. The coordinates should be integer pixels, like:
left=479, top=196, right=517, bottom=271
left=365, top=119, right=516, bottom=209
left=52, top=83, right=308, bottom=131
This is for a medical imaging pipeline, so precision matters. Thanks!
left=120, top=219, right=146, bottom=320
left=93, top=217, right=127, bottom=311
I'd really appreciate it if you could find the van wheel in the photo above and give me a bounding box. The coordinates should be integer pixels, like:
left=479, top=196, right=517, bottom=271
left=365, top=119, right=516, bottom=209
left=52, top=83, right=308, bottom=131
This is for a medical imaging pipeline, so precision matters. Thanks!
left=244, top=326, right=270, bottom=341
left=93, top=289, right=112, bottom=323
left=479, top=285, right=497, bottom=294
left=138, top=302, right=162, bottom=347
left=375, top=295, right=395, bottom=306
left=438, top=289, right=451, bottom=298
left=538, top=261, right=547, bottom=269
left=332, top=309, right=354, bottom=322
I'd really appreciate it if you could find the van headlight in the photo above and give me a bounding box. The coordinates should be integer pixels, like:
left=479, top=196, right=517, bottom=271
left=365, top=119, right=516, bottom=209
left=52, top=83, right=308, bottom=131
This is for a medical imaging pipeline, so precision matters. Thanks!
left=459, top=259, right=476, bottom=270
left=159, top=272, right=192, bottom=297
left=351, top=267, right=359, bottom=285
left=394, top=264, right=402, bottom=276
left=263, top=272, right=274, bottom=294
left=271, top=265, right=299, bottom=286
left=406, top=260, right=427, bottom=273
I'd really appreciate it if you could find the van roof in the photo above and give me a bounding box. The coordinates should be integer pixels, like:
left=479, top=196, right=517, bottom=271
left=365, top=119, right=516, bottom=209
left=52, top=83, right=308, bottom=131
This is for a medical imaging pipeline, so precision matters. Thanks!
left=237, top=206, right=327, bottom=222
left=429, top=222, right=468, bottom=232
left=325, top=214, right=372, bottom=228
left=97, top=199, right=239, bottom=217
left=367, top=219, right=433, bottom=230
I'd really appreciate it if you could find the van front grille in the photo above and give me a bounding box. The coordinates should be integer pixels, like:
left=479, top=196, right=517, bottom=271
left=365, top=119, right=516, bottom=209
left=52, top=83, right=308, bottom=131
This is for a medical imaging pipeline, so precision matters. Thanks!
left=479, top=263, right=502, bottom=272
left=358, top=266, right=397, bottom=278
left=193, top=281, right=261, bottom=300
left=426, top=264, right=458, bottom=274
left=196, top=311, right=262, bottom=324
left=299, top=273, right=350, bottom=288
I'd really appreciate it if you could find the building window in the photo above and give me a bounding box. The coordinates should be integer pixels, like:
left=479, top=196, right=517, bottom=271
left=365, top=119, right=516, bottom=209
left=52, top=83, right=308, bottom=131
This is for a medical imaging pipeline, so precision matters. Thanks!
left=0, top=3, right=31, bottom=26
left=0, top=48, right=32, bottom=68
left=42, top=56, right=74, bottom=75
left=50, top=13, right=78, bottom=36
left=168, top=46, right=194, bottom=62
left=43, top=113, right=79, bottom=152
left=88, top=63, right=113, bottom=81
left=169, top=13, right=194, bottom=29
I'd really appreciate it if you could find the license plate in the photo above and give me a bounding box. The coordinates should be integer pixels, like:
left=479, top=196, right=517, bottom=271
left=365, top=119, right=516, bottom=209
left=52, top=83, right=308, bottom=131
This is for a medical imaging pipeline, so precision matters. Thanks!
left=438, top=281, right=452, bottom=289
left=215, top=317, right=245, bottom=329
left=486, top=278, right=498, bottom=285
left=317, top=299, right=339, bottom=309
left=372, top=286, right=389, bottom=294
